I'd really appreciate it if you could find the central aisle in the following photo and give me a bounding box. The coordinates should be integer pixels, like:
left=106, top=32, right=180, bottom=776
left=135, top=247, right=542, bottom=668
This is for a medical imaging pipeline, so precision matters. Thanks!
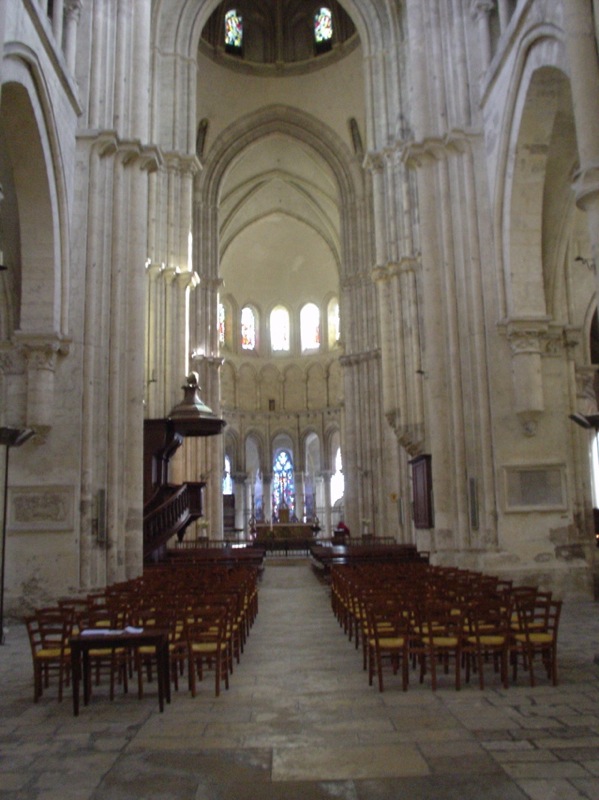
left=90, top=562, right=588, bottom=800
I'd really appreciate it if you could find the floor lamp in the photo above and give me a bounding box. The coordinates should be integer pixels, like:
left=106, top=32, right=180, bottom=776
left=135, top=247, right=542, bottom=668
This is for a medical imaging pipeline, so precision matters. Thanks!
left=0, top=426, right=35, bottom=645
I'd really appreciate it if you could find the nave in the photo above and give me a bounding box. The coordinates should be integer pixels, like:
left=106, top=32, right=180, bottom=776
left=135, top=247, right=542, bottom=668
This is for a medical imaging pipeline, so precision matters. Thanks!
left=1, top=563, right=599, bottom=799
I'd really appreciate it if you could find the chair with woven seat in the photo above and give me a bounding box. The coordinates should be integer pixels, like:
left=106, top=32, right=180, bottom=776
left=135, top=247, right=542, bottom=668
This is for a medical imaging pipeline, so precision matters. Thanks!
left=365, top=599, right=410, bottom=692
left=511, top=595, right=562, bottom=686
left=131, top=608, right=185, bottom=696
left=26, top=607, right=74, bottom=702
left=464, top=596, right=512, bottom=690
left=185, top=606, right=230, bottom=697
left=413, top=600, right=464, bottom=691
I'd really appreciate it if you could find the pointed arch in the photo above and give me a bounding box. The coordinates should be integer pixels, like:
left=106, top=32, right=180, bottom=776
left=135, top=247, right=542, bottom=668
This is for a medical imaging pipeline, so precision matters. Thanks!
left=493, top=25, right=569, bottom=318
left=1, top=49, right=72, bottom=336
left=198, top=104, right=363, bottom=284
left=151, top=0, right=405, bottom=152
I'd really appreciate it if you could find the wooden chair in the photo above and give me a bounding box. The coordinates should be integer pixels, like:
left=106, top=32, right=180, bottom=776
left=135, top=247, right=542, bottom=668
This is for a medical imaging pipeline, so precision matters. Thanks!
left=25, top=607, right=74, bottom=702
left=511, top=596, right=562, bottom=686
left=464, top=596, right=512, bottom=690
left=414, top=600, right=464, bottom=691
left=131, top=608, right=185, bottom=696
left=185, top=607, right=229, bottom=697
left=365, top=600, right=410, bottom=692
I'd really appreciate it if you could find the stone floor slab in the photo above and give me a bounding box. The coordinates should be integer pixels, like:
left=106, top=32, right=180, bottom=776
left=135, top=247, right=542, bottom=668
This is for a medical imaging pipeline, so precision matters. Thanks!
left=272, top=743, right=429, bottom=781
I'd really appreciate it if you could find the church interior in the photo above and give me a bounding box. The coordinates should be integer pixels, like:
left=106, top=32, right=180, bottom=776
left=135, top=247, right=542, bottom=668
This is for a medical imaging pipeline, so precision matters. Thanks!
left=2, top=1, right=599, bottom=797
left=1, top=0, right=599, bottom=607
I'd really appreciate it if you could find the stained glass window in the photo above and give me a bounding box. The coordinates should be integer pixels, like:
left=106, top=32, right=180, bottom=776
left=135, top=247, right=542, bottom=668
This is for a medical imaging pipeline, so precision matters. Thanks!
left=225, top=9, right=243, bottom=53
left=241, top=306, right=256, bottom=350
left=222, top=454, right=233, bottom=495
left=314, top=7, right=333, bottom=54
left=331, top=446, right=344, bottom=505
left=270, top=306, right=290, bottom=352
left=272, top=450, right=295, bottom=518
left=218, top=302, right=226, bottom=346
left=301, top=303, right=320, bottom=351
left=328, top=297, right=340, bottom=348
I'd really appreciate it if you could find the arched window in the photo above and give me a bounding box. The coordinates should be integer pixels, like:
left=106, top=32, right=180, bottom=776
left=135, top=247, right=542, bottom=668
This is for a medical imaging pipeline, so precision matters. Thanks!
left=272, top=449, right=295, bottom=518
left=330, top=446, right=344, bottom=506
left=300, top=302, right=320, bottom=351
left=218, top=302, right=226, bottom=347
left=241, top=306, right=256, bottom=350
left=222, top=454, right=233, bottom=495
left=304, top=432, right=321, bottom=522
left=270, top=305, right=290, bottom=352
left=327, top=297, right=340, bottom=348
left=224, top=9, right=243, bottom=54
left=314, top=7, right=333, bottom=54
left=246, top=436, right=263, bottom=520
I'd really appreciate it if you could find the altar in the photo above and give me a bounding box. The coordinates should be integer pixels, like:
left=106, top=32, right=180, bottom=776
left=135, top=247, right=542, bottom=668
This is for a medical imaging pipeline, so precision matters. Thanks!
left=255, top=522, right=314, bottom=541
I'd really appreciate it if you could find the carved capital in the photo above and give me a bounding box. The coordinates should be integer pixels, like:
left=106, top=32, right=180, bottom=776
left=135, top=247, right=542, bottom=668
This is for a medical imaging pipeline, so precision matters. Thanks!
left=499, top=317, right=550, bottom=355
left=508, top=331, right=542, bottom=355
left=371, top=265, right=391, bottom=284
left=401, top=130, right=479, bottom=168
left=470, top=0, right=496, bottom=21
left=339, top=349, right=380, bottom=368
left=146, top=261, right=165, bottom=280
left=164, top=151, right=202, bottom=176
left=65, top=0, right=83, bottom=19
left=362, top=151, right=385, bottom=173
left=14, top=332, right=71, bottom=370
left=372, top=259, right=418, bottom=286
left=176, top=271, right=200, bottom=291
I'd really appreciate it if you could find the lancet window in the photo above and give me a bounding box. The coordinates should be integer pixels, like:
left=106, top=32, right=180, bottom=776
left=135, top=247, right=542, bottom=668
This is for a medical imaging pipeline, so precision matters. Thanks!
left=270, top=305, right=290, bottom=352
left=314, top=7, right=333, bottom=54
left=224, top=9, right=243, bottom=54
left=241, top=306, right=257, bottom=350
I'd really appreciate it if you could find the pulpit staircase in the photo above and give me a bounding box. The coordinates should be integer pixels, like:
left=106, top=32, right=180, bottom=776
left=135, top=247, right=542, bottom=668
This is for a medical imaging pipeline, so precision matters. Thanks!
left=143, top=481, right=205, bottom=563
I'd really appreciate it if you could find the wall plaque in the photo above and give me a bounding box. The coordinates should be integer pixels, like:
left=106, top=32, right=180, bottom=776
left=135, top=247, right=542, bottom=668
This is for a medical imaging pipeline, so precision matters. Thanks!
left=7, top=486, right=74, bottom=531
left=503, top=465, right=567, bottom=512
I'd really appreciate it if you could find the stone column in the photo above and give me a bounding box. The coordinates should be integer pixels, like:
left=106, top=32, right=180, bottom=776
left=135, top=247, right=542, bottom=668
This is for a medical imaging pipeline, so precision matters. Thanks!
left=263, top=473, right=273, bottom=524
left=563, top=0, right=599, bottom=301
left=14, top=334, right=70, bottom=437
left=372, top=266, right=398, bottom=422
left=232, top=472, right=247, bottom=536
left=130, top=0, right=151, bottom=142
left=52, top=0, right=64, bottom=48
left=470, top=0, right=494, bottom=72
left=64, top=0, right=82, bottom=74
left=505, top=320, right=547, bottom=436
left=320, top=470, right=332, bottom=537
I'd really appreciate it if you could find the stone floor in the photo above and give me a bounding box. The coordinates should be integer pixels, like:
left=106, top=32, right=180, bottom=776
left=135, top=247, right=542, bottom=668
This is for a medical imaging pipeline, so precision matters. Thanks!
left=1, top=561, right=599, bottom=799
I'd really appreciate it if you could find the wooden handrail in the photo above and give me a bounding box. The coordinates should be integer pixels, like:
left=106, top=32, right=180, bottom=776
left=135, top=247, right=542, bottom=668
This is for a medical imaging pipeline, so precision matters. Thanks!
left=143, top=482, right=205, bottom=561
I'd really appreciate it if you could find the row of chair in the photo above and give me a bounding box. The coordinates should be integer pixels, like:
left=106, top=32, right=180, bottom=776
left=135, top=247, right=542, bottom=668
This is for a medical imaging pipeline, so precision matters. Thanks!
left=25, top=563, right=260, bottom=703
left=331, top=563, right=562, bottom=692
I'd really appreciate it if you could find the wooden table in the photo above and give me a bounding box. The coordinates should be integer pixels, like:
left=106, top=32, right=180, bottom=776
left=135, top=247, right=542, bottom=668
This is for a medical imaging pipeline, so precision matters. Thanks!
left=70, top=628, right=171, bottom=716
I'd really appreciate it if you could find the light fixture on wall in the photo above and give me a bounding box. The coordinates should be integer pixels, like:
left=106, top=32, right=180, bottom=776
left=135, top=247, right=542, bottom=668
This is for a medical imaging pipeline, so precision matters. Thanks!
left=575, top=255, right=596, bottom=273
left=569, top=412, right=599, bottom=430
left=0, top=427, right=35, bottom=645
